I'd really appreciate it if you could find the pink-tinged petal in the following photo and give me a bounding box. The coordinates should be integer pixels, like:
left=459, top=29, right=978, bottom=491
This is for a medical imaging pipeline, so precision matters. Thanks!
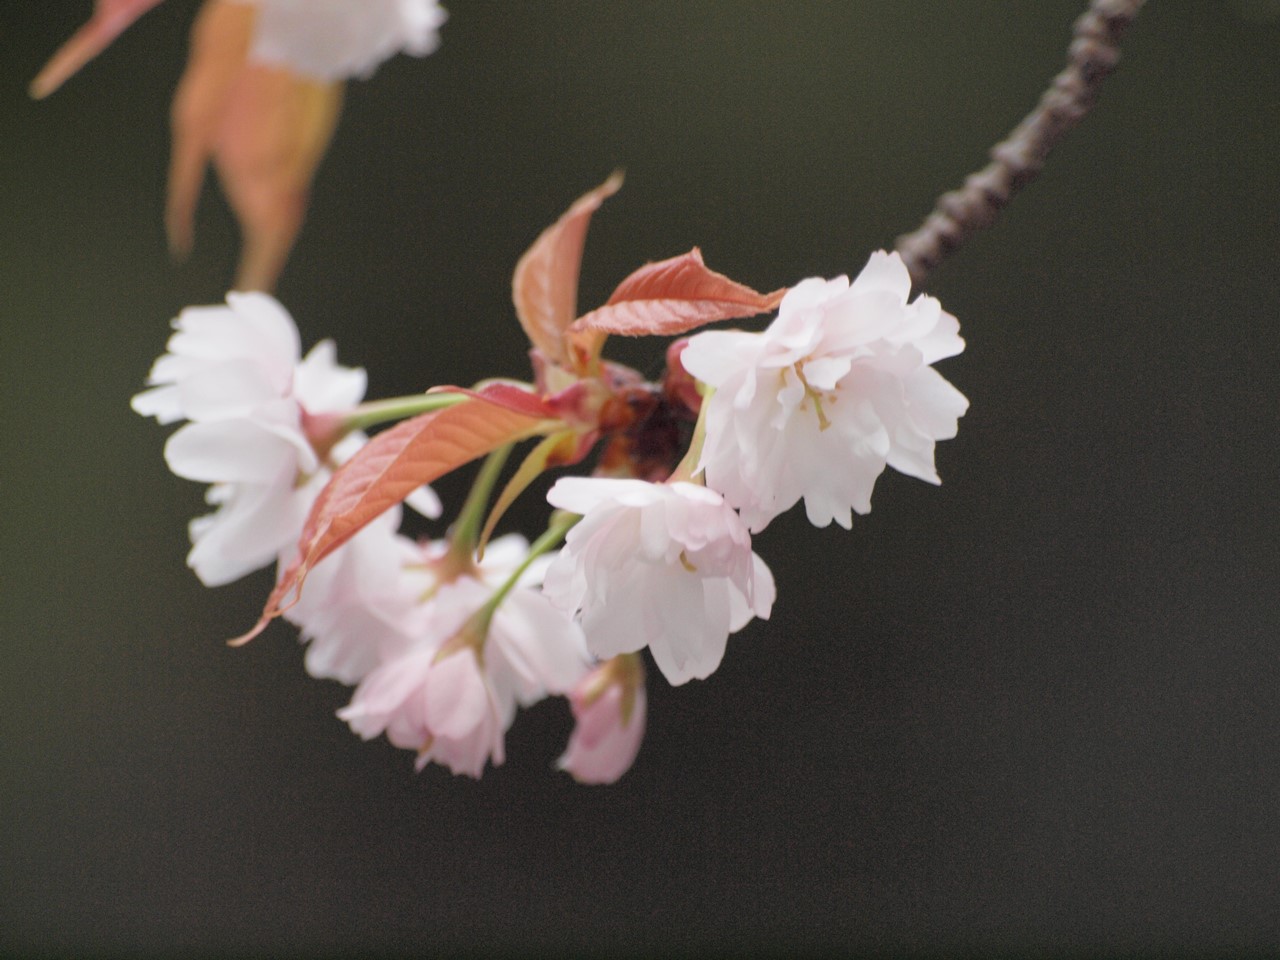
left=912, top=297, right=966, bottom=364
left=420, top=701, right=502, bottom=778
left=286, top=512, right=423, bottom=684
left=543, top=479, right=771, bottom=686
left=796, top=355, right=849, bottom=393
left=338, top=646, right=436, bottom=741
left=135, top=296, right=302, bottom=421
left=424, top=650, right=489, bottom=741
left=559, top=680, right=646, bottom=786
left=694, top=257, right=967, bottom=531
left=904, top=366, right=970, bottom=440
left=548, top=476, right=650, bottom=516
left=491, top=591, right=589, bottom=697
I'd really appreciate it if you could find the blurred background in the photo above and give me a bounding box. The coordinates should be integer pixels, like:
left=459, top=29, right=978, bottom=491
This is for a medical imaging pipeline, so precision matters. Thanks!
left=3, top=1, right=1280, bottom=955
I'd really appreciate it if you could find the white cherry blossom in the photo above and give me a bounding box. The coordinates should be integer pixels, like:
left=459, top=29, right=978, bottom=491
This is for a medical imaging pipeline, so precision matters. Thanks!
left=680, top=250, right=969, bottom=532
left=132, top=293, right=369, bottom=586
left=543, top=478, right=775, bottom=686
left=248, top=0, right=448, bottom=81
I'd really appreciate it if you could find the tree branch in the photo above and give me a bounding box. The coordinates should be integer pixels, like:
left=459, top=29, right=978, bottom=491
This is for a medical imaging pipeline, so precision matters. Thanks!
left=894, top=0, right=1149, bottom=287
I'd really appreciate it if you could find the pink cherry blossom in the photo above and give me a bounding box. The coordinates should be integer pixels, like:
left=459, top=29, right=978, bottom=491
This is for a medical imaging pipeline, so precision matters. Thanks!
left=558, top=656, right=647, bottom=785
left=338, top=547, right=589, bottom=777
left=543, top=478, right=775, bottom=686
left=680, top=250, right=969, bottom=532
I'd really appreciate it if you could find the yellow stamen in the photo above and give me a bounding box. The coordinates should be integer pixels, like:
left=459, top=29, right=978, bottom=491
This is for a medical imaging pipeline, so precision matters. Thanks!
left=793, top=362, right=833, bottom=431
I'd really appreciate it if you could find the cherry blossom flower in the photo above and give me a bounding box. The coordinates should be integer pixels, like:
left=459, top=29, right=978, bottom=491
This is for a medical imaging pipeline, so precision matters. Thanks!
left=281, top=506, right=427, bottom=684
left=341, top=633, right=504, bottom=778
left=543, top=478, right=775, bottom=686
left=558, top=655, right=647, bottom=785
left=250, top=0, right=448, bottom=81
left=132, top=292, right=370, bottom=586
left=338, top=542, right=589, bottom=777
left=680, top=250, right=969, bottom=532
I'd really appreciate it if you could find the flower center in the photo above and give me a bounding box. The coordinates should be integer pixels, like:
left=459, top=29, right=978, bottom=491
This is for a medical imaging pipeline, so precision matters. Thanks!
left=791, top=361, right=833, bottom=431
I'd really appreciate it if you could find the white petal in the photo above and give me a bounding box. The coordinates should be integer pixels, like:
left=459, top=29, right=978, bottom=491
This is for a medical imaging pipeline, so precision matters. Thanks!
left=163, top=419, right=298, bottom=485
left=848, top=250, right=912, bottom=299
left=294, top=339, right=367, bottom=413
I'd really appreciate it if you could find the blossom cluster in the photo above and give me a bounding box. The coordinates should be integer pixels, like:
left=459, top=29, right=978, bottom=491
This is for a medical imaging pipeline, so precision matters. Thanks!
left=134, top=179, right=967, bottom=783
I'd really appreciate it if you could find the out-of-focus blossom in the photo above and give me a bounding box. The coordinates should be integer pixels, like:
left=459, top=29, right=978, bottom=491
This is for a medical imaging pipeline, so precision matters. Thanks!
left=558, top=654, right=646, bottom=785
left=34, top=0, right=447, bottom=291
left=251, top=0, right=447, bottom=81
left=543, top=478, right=775, bottom=686
left=131, top=292, right=369, bottom=586
left=166, top=0, right=342, bottom=292
left=339, top=562, right=589, bottom=777
left=681, top=250, right=968, bottom=532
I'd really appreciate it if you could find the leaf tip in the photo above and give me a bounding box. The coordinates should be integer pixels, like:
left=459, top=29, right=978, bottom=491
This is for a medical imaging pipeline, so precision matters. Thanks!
left=227, top=618, right=270, bottom=648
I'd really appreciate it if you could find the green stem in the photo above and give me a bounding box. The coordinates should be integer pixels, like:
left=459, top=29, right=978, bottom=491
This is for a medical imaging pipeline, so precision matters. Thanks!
left=668, top=383, right=712, bottom=484
left=469, top=510, right=580, bottom=636
left=342, top=391, right=470, bottom=433
left=447, top=444, right=514, bottom=564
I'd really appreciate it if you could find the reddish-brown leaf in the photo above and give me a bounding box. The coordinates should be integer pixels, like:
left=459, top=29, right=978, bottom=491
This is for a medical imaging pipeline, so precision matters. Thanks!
left=430, top=382, right=555, bottom=419
left=569, top=248, right=786, bottom=339
left=231, top=393, right=555, bottom=645
left=512, top=172, right=623, bottom=367
left=30, top=0, right=166, bottom=99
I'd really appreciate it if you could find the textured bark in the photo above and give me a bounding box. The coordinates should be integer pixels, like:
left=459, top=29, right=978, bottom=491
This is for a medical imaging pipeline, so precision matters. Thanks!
left=894, top=0, right=1148, bottom=286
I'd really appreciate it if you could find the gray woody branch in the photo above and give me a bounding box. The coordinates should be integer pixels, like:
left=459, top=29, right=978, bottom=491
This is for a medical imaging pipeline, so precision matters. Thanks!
left=894, top=0, right=1148, bottom=286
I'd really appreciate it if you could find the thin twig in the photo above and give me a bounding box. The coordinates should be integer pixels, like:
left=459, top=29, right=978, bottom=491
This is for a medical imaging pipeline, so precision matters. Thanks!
left=894, top=0, right=1148, bottom=286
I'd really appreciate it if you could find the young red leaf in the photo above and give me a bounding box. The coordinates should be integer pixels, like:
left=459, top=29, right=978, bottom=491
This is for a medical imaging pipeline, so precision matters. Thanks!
left=569, top=248, right=786, bottom=339
left=231, top=394, right=555, bottom=645
left=430, top=382, right=555, bottom=419
left=30, top=0, right=166, bottom=99
left=512, top=172, right=623, bottom=368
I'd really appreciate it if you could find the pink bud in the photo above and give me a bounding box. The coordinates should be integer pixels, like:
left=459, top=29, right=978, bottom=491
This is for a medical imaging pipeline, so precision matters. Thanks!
left=558, top=657, right=646, bottom=785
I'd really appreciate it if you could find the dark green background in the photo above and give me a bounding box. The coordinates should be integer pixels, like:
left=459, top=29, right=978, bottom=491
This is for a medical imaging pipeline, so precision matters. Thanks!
left=3, top=1, right=1280, bottom=955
